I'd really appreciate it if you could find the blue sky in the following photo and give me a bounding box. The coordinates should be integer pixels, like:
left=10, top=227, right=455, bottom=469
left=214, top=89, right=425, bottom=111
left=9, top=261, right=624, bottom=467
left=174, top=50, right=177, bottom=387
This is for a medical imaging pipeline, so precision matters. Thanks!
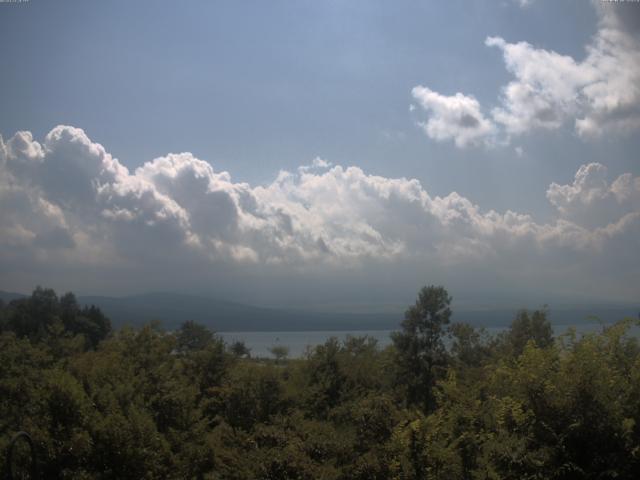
left=1, top=0, right=639, bottom=309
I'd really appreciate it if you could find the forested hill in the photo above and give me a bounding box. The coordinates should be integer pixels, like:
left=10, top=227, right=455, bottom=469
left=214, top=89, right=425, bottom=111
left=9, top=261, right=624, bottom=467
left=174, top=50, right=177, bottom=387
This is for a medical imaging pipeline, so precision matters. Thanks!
left=1, top=289, right=637, bottom=332
left=0, top=290, right=24, bottom=304
left=0, top=291, right=398, bottom=331
left=83, top=293, right=407, bottom=331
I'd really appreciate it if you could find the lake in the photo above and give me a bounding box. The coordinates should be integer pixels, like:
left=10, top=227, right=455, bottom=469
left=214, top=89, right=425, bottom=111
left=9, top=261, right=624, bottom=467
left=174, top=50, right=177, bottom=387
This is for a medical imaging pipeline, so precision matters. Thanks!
left=219, top=321, right=632, bottom=358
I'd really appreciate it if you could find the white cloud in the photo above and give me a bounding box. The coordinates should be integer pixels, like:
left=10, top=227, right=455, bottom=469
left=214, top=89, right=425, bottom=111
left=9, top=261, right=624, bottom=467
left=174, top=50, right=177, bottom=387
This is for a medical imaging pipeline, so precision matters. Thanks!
left=411, top=86, right=496, bottom=147
left=575, top=6, right=640, bottom=137
left=487, top=15, right=640, bottom=138
left=486, top=36, right=588, bottom=135
left=413, top=3, right=640, bottom=146
left=546, top=162, right=640, bottom=229
left=0, top=126, right=638, bottom=301
left=298, top=157, right=333, bottom=173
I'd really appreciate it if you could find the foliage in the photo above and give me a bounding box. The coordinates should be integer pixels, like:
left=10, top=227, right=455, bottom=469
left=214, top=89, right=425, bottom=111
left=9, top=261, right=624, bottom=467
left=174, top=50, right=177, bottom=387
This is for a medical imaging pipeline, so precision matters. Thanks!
left=496, top=307, right=554, bottom=357
left=228, top=340, right=251, bottom=358
left=268, top=345, right=290, bottom=364
left=1, top=286, right=639, bottom=479
left=1, top=287, right=111, bottom=350
left=391, top=285, right=452, bottom=411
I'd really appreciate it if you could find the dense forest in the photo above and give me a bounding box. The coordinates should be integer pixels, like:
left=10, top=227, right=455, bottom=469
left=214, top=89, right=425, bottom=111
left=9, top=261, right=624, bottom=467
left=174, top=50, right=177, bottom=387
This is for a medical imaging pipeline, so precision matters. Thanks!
left=1, top=286, right=639, bottom=479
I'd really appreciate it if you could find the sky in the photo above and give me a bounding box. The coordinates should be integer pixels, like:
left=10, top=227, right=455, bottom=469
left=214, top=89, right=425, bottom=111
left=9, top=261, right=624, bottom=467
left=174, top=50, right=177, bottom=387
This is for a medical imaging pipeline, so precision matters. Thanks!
left=0, top=0, right=639, bottom=311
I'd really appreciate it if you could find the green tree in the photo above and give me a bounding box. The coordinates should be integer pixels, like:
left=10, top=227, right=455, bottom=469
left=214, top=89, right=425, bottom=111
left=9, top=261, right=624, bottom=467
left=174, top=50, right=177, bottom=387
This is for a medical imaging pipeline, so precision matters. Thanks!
left=391, top=285, right=452, bottom=412
left=3, top=289, right=111, bottom=350
left=214, top=363, right=287, bottom=431
left=176, top=320, right=214, bottom=353
left=229, top=340, right=251, bottom=358
left=60, top=293, right=111, bottom=349
left=269, top=345, right=290, bottom=363
left=6, top=286, right=59, bottom=340
left=449, top=322, right=491, bottom=368
left=500, top=307, right=553, bottom=357
left=303, top=337, right=345, bottom=418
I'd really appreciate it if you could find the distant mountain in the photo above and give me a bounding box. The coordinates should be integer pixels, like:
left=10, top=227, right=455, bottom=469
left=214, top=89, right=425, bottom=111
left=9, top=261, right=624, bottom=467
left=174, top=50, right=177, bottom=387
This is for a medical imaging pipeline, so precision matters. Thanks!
left=452, top=306, right=639, bottom=328
left=76, top=293, right=639, bottom=332
left=0, top=290, right=26, bottom=303
left=77, top=292, right=400, bottom=332
left=1, top=290, right=637, bottom=332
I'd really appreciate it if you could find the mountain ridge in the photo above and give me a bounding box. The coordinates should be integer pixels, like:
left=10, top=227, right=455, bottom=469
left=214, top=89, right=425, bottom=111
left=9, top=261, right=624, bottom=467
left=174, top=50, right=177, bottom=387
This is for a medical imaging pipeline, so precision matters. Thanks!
left=1, top=290, right=637, bottom=332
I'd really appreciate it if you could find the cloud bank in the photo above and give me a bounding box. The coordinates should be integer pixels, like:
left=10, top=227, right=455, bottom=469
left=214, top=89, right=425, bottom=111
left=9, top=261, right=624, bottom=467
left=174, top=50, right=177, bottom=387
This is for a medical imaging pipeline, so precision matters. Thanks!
left=412, top=3, right=640, bottom=146
left=1, top=126, right=638, bottom=303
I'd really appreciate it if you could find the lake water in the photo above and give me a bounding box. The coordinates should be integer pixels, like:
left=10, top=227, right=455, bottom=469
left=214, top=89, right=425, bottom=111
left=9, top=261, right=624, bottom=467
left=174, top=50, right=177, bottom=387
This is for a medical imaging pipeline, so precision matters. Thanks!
left=220, top=330, right=394, bottom=358
left=219, top=321, right=631, bottom=358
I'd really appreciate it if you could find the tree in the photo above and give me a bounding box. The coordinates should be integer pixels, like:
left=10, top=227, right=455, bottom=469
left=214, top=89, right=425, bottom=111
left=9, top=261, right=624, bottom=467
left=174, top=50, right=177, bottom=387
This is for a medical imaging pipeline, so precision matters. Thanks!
left=502, top=307, right=553, bottom=356
left=230, top=340, right=251, bottom=358
left=2, top=289, right=111, bottom=350
left=79, top=304, right=112, bottom=348
left=391, top=285, right=452, bottom=412
left=303, top=337, right=345, bottom=417
left=60, top=292, right=111, bottom=349
left=269, top=345, right=290, bottom=363
left=449, top=322, right=490, bottom=368
left=7, top=286, right=59, bottom=340
left=176, top=320, right=214, bottom=353
left=215, top=362, right=286, bottom=431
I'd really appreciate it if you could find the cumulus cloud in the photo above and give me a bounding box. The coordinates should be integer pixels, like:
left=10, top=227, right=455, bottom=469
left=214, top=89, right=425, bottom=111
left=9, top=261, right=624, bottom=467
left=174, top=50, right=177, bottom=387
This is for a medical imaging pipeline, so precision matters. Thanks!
left=411, top=86, right=497, bottom=147
left=488, top=11, right=640, bottom=138
left=413, top=2, right=640, bottom=146
left=486, top=36, right=587, bottom=135
left=1, top=126, right=638, bottom=301
left=575, top=4, right=640, bottom=136
left=546, top=162, right=640, bottom=229
left=298, top=157, right=333, bottom=173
